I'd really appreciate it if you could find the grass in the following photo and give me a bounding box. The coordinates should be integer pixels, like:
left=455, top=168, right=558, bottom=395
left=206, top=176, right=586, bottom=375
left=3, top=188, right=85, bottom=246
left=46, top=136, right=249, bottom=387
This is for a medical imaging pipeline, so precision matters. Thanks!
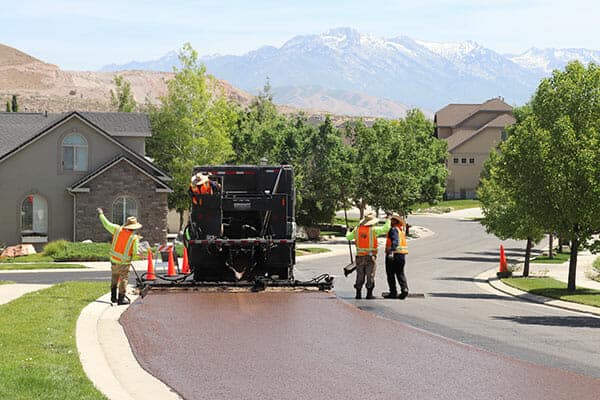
left=531, top=252, right=570, bottom=264
left=0, top=253, right=54, bottom=263
left=0, top=263, right=86, bottom=271
left=296, top=247, right=331, bottom=256
left=332, top=216, right=360, bottom=227
left=0, top=280, right=14, bottom=285
left=502, top=277, right=600, bottom=308
left=0, top=282, right=108, bottom=400
left=412, top=199, right=481, bottom=213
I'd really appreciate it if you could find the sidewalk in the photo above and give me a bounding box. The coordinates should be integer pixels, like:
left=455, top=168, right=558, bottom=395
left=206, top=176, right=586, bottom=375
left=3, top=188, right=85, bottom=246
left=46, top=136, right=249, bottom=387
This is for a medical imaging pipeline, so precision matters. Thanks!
left=527, top=250, right=600, bottom=291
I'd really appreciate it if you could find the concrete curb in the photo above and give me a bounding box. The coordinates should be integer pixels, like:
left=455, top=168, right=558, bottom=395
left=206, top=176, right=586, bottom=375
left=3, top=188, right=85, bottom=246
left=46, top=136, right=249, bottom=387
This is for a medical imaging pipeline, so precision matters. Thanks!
left=476, top=268, right=600, bottom=318
left=76, top=288, right=182, bottom=400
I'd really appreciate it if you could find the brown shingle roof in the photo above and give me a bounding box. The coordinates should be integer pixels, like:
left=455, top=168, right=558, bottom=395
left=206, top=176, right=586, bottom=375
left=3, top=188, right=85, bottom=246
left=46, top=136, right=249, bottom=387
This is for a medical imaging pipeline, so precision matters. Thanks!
left=435, top=97, right=512, bottom=127
left=445, top=112, right=515, bottom=151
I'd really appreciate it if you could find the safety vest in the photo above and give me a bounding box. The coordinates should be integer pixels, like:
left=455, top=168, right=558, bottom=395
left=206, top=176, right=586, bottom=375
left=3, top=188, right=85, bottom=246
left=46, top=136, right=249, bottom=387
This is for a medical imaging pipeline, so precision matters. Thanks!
left=190, top=182, right=212, bottom=205
left=355, top=225, right=378, bottom=256
left=386, top=226, right=408, bottom=255
left=109, top=227, right=137, bottom=264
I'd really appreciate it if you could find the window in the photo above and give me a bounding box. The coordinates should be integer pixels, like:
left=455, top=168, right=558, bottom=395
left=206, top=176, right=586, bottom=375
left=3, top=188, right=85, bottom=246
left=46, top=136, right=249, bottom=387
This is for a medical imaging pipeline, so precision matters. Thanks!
left=453, top=158, right=459, bottom=164
left=469, top=158, right=475, bottom=164
left=112, top=197, right=138, bottom=226
left=461, top=158, right=467, bottom=164
left=501, top=130, right=508, bottom=141
left=21, top=195, right=48, bottom=235
left=62, top=133, right=88, bottom=171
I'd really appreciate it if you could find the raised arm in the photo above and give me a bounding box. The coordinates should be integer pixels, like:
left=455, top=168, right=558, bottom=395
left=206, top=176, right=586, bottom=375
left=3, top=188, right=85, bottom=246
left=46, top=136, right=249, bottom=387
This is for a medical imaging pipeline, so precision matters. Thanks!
left=98, top=208, right=118, bottom=235
left=374, top=219, right=391, bottom=236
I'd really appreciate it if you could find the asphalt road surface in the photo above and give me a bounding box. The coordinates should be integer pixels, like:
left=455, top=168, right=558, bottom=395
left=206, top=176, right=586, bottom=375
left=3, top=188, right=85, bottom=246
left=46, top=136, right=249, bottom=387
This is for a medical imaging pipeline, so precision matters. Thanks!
left=5, top=214, right=600, bottom=395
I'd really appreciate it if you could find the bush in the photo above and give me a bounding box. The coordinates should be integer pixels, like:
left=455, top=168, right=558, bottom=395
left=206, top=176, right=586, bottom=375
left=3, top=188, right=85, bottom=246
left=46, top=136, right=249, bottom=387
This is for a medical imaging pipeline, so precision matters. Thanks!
left=593, top=256, right=600, bottom=273
left=43, top=241, right=112, bottom=261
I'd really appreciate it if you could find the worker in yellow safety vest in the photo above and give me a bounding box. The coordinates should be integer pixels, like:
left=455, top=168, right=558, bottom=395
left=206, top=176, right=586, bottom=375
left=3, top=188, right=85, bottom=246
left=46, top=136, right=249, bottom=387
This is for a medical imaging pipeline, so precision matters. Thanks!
left=383, top=212, right=409, bottom=299
left=345, top=213, right=390, bottom=299
left=97, top=208, right=141, bottom=305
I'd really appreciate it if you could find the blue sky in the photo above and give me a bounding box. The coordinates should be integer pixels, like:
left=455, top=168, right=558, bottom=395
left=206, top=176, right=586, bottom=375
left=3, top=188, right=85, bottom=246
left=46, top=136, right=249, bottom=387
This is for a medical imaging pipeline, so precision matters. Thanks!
left=2, top=0, right=599, bottom=70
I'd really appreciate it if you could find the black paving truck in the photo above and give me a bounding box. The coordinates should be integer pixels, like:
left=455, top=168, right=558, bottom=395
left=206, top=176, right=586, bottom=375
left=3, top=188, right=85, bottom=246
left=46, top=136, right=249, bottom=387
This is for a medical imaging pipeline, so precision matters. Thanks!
left=180, top=164, right=333, bottom=290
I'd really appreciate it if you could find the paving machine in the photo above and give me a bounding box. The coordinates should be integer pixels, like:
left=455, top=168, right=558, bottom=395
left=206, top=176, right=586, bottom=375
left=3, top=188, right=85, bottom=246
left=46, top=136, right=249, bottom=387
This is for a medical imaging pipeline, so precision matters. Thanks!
left=139, top=164, right=333, bottom=293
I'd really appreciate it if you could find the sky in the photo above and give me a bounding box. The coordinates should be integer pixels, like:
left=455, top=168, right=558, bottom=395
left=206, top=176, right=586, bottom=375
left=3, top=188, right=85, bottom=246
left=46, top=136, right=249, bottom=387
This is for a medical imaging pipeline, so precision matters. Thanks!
left=2, top=0, right=599, bottom=70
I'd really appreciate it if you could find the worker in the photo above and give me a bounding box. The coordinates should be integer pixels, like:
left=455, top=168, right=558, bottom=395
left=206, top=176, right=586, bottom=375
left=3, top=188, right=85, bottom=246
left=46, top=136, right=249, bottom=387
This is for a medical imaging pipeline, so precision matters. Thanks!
left=383, top=212, right=409, bottom=299
left=345, top=213, right=390, bottom=299
left=189, top=172, right=220, bottom=204
left=97, top=208, right=142, bottom=305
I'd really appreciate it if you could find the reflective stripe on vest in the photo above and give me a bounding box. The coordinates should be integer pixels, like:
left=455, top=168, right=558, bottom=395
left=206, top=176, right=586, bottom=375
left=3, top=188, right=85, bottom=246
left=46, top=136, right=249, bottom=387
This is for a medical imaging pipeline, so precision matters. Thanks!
left=356, top=225, right=378, bottom=256
left=110, top=227, right=136, bottom=264
left=386, top=226, right=408, bottom=255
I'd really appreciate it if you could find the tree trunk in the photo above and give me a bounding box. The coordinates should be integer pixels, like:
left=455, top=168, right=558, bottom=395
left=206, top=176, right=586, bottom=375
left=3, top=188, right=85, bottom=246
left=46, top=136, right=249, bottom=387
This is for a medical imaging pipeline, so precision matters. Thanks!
left=359, top=199, right=366, bottom=219
left=568, top=236, right=579, bottom=292
left=523, top=237, right=532, bottom=277
left=548, top=233, right=553, bottom=259
left=557, top=237, right=563, bottom=253
left=178, top=209, right=184, bottom=233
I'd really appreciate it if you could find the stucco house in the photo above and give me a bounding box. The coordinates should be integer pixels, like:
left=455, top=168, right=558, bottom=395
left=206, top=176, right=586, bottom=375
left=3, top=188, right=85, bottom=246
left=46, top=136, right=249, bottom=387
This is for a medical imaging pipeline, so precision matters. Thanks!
left=0, top=111, right=172, bottom=248
left=434, top=98, right=515, bottom=199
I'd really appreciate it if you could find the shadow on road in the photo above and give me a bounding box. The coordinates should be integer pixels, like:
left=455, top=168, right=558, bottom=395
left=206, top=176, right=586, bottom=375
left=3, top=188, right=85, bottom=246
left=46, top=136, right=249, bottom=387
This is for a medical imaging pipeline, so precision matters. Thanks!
left=493, top=315, right=600, bottom=328
left=428, top=292, right=521, bottom=301
left=438, top=256, right=520, bottom=263
left=434, top=276, right=487, bottom=283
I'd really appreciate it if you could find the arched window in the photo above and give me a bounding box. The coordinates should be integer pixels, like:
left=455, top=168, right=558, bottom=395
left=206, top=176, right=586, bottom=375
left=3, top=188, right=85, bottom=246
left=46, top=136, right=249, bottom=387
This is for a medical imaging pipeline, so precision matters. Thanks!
left=21, top=195, right=48, bottom=235
left=112, top=197, right=138, bottom=226
left=62, top=133, right=88, bottom=171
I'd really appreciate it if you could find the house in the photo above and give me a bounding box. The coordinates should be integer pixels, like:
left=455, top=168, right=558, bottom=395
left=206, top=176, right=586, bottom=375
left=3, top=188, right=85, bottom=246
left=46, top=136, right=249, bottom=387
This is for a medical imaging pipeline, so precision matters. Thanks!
left=0, top=111, right=172, bottom=248
left=434, top=98, right=515, bottom=199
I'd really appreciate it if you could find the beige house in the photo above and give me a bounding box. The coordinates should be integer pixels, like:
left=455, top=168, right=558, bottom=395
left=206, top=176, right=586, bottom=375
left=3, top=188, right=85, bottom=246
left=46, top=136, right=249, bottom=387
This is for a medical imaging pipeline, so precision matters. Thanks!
left=435, top=98, right=515, bottom=199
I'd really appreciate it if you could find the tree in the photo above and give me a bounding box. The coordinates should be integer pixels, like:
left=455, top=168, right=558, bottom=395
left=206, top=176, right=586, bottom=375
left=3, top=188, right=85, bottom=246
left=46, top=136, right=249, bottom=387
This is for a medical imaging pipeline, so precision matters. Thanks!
left=6, top=100, right=11, bottom=112
left=110, top=75, right=137, bottom=112
left=11, top=95, right=18, bottom=112
left=478, top=150, right=545, bottom=276
left=147, top=43, right=237, bottom=231
left=497, top=62, right=600, bottom=290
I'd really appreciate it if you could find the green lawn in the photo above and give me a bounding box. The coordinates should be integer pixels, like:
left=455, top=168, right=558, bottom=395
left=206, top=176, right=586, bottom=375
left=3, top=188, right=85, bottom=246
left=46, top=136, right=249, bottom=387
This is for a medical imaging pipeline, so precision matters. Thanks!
left=296, top=247, right=331, bottom=256
left=0, top=253, right=54, bottom=263
left=0, top=282, right=108, bottom=400
left=502, top=277, right=600, bottom=307
left=531, top=252, right=570, bottom=264
left=0, top=280, right=13, bottom=285
left=412, top=199, right=481, bottom=213
left=0, top=263, right=86, bottom=271
left=332, top=216, right=360, bottom=227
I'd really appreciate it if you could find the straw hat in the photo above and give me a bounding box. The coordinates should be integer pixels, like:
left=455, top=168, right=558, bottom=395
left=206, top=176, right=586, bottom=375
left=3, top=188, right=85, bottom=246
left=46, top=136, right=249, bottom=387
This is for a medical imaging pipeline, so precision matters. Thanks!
left=195, top=172, right=210, bottom=185
left=390, top=212, right=405, bottom=226
left=359, top=213, right=379, bottom=226
left=123, top=216, right=142, bottom=230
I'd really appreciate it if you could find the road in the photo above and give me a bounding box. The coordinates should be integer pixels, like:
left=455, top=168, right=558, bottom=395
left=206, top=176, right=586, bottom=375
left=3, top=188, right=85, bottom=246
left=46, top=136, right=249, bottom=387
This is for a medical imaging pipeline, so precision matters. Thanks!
left=4, top=214, right=600, bottom=390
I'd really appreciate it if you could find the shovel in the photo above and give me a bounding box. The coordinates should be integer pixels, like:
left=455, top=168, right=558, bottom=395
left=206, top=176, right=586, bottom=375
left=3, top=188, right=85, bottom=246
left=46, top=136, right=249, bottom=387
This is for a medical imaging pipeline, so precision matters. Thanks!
left=340, top=191, right=356, bottom=277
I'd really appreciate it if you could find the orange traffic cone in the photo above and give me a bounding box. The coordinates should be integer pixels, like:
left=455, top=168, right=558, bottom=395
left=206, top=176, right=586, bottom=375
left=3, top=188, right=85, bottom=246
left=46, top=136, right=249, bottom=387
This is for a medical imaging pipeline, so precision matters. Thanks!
left=182, top=246, right=190, bottom=274
left=166, top=246, right=177, bottom=277
left=497, top=244, right=512, bottom=278
left=146, top=249, right=156, bottom=280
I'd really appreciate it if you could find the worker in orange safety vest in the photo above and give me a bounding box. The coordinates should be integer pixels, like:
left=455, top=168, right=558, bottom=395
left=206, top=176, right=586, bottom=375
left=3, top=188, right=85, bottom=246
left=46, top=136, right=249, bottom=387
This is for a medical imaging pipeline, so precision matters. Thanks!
left=189, top=172, right=220, bottom=205
left=97, top=208, right=141, bottom=305
left=383, top=212, right=409, bottom=299
left=345, top=213, right=390, bottom=299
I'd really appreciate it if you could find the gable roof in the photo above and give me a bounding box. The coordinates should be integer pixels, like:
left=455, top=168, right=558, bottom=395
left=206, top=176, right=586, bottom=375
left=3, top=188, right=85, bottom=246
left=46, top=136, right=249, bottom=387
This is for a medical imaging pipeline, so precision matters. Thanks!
left=446, top=113, right=516, bottom=151
left=0, top=111, right=152, bottom=159
left=0, top=111, right=170, bottom=181
left=68, top=155, right=172, bottom=193
left=435, top=98, right=512, bottom=128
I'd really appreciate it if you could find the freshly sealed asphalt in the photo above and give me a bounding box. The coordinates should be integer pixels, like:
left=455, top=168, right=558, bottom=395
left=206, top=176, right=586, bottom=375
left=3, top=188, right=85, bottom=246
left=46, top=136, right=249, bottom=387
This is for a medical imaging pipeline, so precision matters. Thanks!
left=121, top=290, right=600, bottom=400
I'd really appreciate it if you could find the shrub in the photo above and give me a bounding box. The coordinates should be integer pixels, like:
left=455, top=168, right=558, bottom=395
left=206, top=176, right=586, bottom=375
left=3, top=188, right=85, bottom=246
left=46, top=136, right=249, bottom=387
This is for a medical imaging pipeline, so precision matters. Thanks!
left=43, top=240, right=70, bottom=257
left=43, top=241, right=111, bottom=261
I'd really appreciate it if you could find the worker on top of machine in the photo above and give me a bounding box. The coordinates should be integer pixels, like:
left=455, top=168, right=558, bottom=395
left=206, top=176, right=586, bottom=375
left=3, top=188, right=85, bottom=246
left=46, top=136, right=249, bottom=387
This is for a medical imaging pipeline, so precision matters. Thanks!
left=189, top=172, right=220, bottom=204
left=345, top=213, right=390, bottom=299
left=383, top=213, right=409, bottom=299
left=97, top=207, right=142, bottom=305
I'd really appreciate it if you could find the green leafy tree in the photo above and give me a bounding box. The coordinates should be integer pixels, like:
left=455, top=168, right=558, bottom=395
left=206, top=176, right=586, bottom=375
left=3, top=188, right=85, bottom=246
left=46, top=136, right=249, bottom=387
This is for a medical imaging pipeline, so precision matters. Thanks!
left=478, top=150, right=545, bottom=276
left=147, top=43, right=237, bottom=231
left=11, top=95, right=18, bottom=112
left=498, top=62, right=600, bottom=290
left=110, top=75, right=137, bottom=112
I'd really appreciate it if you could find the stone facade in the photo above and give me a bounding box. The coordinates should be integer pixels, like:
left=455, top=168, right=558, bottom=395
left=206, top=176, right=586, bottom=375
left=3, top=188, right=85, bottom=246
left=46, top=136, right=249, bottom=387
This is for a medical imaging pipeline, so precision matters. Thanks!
left=75, top=159, right=168, bottom=245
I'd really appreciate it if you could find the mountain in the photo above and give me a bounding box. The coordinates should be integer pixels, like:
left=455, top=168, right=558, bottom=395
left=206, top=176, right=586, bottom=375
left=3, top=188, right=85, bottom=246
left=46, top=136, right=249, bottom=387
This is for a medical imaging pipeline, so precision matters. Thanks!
left=100, top=28, right=600, bottom=111
left=507, top=47, right=600, bottom=74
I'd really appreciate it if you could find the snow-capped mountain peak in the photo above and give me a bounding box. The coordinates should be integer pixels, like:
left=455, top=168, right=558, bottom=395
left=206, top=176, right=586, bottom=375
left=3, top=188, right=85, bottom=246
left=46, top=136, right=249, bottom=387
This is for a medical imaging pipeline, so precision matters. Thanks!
left=415, top=39, right=481, bottom=58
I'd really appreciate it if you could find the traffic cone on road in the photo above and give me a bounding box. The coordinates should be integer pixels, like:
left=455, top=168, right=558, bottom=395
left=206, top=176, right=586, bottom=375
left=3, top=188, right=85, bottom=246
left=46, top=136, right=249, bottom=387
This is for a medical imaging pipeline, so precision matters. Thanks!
left=146, top=249, right=156, bottom=280
left=182, top=247, right=190, bottom=274
left=497, top=244, right=512, bottom=278
left=166, top=247, right=177, bottom=277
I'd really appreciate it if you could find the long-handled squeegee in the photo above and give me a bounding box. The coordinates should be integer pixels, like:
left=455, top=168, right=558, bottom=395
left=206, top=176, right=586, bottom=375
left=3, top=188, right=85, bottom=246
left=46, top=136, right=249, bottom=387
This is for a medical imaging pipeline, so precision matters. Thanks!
left=341, top=191, right=356, bottom=277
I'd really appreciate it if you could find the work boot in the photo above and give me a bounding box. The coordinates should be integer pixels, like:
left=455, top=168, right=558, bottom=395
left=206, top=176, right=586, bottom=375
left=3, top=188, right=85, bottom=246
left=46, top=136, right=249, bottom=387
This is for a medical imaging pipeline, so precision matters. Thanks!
left=398, top=291, right=409, bottom=300
left=355, top=289, right=362, bottom=299
left=110, top=286, right=117, bottom=303
left=366, top=288, right=375, bottom=299
left=382, top=292, right=397, bottom=299
left=117, top=293, right=130, bottom=306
